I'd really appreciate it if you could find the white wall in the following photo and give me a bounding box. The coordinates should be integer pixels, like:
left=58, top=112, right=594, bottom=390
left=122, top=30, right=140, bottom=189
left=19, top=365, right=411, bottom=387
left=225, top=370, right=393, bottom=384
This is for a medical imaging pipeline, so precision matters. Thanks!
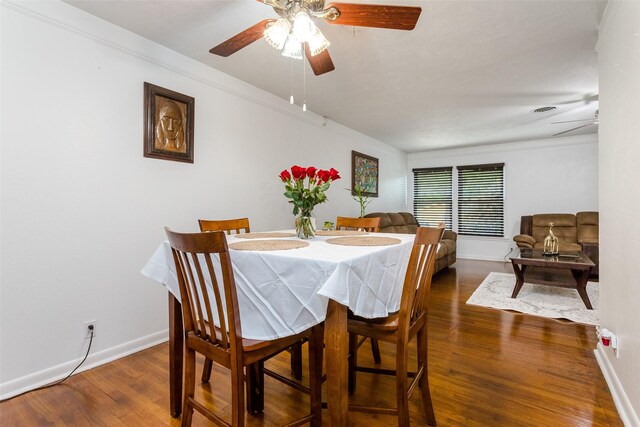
left=596, top=2, right=640, bottom=425
left=0, top=1, right=408, bottom=398
left=408, top=135, right=599, bottom=261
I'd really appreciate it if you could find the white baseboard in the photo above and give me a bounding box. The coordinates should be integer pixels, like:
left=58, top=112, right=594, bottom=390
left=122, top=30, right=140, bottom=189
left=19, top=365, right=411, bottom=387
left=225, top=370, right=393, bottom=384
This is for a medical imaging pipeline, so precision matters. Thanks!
left=0, top=329, right=169, bottom=401
left=594, top=343, right=640, bottom=427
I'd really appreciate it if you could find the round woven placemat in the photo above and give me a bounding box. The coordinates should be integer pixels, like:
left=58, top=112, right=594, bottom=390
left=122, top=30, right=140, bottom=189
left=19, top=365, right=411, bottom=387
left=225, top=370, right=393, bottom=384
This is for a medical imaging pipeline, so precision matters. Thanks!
left=234, top=232, right=296, bottom=239
left=229, top=239, right=309, bottom=251
left=325, top=236, right=401, bottom=247
left=315, top=230, right=369, bottom=237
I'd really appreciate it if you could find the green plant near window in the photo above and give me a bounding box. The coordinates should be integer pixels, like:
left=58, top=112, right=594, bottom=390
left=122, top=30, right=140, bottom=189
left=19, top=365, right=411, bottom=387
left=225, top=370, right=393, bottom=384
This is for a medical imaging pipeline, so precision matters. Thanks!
left=348, top=182, right=372, bottom=218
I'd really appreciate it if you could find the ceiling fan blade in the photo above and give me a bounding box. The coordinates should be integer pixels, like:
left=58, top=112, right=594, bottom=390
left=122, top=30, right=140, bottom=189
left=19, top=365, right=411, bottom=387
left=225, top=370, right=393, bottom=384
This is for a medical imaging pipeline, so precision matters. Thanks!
left=551, top=118, right=594, bottom=124
left=210, top=19, right=274, bottom=57
left=305, top=44, right=335, bottom=76
left=553, top=123, right=596, bottom=137
left=324, top=3, right=422, bottom=30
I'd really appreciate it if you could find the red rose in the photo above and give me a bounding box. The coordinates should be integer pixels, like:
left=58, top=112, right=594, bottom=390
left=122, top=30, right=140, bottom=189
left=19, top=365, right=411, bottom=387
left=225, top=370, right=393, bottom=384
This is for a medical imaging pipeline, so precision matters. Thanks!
left=279, top=169, right=291, bottom=182
left=317, top=169, right=331, bottom=182
left=329, top=168, right=341, bottom=181
left=291, top=165, right=307, bottom=180
left=306, top=166, right=317, bottom=179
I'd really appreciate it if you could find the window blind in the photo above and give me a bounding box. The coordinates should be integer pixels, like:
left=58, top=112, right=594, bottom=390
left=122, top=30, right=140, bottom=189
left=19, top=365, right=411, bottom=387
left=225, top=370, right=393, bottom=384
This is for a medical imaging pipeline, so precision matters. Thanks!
left=413, top=167, right=453, bottom=229
left=457, top=163, right=504, bottom=237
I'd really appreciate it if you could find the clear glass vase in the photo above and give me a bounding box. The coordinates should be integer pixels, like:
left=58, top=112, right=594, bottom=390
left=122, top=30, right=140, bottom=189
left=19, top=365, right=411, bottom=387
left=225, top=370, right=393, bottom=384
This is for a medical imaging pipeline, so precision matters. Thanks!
left=295, top=214, right=316, bottom=239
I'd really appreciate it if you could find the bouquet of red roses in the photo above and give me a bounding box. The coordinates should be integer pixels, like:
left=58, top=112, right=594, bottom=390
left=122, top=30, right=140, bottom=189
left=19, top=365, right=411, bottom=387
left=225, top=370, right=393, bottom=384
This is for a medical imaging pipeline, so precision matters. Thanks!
left=279, top=165, right=340, bottom=218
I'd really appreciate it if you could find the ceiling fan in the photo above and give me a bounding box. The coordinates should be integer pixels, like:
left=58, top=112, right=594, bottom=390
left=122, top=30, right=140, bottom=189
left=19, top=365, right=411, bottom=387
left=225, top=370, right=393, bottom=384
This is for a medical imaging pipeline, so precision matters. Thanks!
left=552, top=109, right=599, bottom=136
left=209, top=0, right=422, bottom=76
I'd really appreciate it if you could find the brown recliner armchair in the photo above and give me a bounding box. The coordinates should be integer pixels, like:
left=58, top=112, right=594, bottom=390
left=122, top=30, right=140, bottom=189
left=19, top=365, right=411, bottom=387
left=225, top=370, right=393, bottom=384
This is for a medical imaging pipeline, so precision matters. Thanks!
left=513, top=212, right=599, bottom=275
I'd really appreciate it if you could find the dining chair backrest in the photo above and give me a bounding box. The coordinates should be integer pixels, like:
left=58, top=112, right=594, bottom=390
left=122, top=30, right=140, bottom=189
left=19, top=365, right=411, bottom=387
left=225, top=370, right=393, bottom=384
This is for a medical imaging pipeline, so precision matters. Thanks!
left=336, top=216, right=381, bottom=232
left=164, top=227, right=242, bottom=352
left=400, top=226, right=444, bottom=331
left=198, top=218, right=250, bottom=235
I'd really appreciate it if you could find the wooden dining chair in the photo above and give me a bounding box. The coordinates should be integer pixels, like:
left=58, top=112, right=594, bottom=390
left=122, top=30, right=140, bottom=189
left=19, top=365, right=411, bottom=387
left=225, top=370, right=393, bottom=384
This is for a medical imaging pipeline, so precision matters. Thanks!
left=335, top=215, right=383, bottom=363
left=198, top=218, right=250, bottom=383
left=198, top=218, right=250, bottom=235
left=165, top=228, right=323, bottom=427
left=335, top=216, right=381, bottom=232
left=347, top=226, right=444, bottom=427
left=198, top=218, right=306, bottom=385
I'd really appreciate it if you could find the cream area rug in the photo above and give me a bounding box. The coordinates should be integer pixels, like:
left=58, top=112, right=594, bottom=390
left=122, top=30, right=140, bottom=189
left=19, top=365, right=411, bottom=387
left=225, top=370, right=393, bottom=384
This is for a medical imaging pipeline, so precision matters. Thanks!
left=466, top=272, right=599, bottom=325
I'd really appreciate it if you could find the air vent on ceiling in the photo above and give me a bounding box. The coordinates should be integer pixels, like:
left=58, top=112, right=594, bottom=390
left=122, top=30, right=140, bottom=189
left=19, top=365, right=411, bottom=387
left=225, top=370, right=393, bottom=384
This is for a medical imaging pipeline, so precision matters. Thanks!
left=532, top=106, right=557, bottom=113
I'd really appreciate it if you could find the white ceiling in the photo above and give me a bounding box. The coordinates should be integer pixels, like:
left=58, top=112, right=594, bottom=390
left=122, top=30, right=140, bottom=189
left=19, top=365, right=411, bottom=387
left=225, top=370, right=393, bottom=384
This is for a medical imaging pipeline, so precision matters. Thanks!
left=64, top=0, right=605, bottom=152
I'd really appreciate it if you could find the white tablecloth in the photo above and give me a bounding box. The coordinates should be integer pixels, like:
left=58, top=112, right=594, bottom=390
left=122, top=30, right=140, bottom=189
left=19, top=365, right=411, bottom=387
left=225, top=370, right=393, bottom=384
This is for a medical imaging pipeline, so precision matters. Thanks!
left=141, top=232, right=414, bottom=340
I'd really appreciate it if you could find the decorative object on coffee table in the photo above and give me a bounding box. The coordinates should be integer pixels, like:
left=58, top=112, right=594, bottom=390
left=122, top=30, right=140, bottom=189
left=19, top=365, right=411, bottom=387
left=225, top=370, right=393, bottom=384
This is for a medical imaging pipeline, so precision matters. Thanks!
left=543, top=222, right=559, bottom=255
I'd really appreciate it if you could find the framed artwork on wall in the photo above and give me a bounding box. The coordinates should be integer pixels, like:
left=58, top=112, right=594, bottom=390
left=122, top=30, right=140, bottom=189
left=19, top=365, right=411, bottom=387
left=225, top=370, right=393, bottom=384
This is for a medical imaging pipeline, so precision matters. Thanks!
left=143, top=82, right=195, bottom=163
left=351, top=150, right=379, bottom=197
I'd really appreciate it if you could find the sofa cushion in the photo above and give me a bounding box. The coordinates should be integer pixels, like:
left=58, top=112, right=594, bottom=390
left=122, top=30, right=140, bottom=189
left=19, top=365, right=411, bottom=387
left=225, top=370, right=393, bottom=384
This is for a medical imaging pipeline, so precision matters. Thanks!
left=436, top=239, right=456, bottom=259
left=388, top=213, right=410, bottom=233
left=372, top=213, right=393, bottom=230
left=399, top=212, right=419, bottom=234
left=577, top=211, right=599, bottom=244
left=532, top=214, right=577, bottom=244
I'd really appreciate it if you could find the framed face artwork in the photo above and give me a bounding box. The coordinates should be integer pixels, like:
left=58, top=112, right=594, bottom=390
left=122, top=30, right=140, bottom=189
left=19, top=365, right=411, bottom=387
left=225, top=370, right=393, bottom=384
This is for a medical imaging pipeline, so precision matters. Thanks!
left=143, top=82, right=195, bottom=163
left=351, top=151, right=379, bottom=197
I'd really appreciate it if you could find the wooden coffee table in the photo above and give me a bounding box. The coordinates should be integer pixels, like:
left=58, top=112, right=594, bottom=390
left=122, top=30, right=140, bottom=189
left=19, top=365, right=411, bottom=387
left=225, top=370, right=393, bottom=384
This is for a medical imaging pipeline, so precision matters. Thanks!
left=510, top=249, right=596, bottom=309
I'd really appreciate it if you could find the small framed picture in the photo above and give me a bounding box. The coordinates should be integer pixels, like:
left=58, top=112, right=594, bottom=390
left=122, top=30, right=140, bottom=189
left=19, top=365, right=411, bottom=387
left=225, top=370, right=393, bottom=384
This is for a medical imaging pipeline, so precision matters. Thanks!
left=144, top=82, right=195, bottom=163
left=352, top=151, right=379, bottom=197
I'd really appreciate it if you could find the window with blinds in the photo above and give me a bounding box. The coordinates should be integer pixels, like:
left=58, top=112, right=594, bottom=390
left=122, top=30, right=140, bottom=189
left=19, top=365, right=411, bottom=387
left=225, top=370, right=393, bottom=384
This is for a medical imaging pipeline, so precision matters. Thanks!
left=457, top=163, right=504, bottom=237
left=412, top=167, right=453, bottom=229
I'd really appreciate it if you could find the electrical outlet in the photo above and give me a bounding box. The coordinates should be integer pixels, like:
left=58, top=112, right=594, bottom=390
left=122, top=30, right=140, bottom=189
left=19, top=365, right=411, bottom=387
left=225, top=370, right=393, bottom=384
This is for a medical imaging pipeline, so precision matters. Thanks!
left=84, top=320, right=97, bottom=339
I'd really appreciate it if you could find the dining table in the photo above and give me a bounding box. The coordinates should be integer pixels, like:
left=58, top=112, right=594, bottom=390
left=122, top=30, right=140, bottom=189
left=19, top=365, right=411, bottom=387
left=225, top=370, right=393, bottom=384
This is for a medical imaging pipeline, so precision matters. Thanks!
left=141, top=229, right=415, bottom=426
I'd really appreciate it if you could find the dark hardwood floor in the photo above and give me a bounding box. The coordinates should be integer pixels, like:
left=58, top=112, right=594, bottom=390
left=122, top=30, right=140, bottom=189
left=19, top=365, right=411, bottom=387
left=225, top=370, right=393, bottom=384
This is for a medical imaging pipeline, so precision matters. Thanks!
left=1, top=260, right=621, bottom=426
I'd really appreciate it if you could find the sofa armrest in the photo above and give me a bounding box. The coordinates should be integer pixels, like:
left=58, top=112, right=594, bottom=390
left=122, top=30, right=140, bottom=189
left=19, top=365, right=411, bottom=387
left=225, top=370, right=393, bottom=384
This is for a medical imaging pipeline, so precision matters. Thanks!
left=513, top=234, right=536, bottom=248
left=442, top=230, right=457, bottom=241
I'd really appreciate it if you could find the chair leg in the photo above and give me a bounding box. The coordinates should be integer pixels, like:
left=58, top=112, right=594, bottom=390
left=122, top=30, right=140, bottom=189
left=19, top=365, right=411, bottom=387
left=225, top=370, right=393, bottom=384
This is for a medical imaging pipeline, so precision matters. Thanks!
left=231, top=362, right=245, bottom=427
left=370, top=338, right=382, bottom=364
left=417, top=328, right=436, bottom=426
left=348, top=333, right=358, bottom=394
left=396, top=340, right=410, bottom=427
left=308, top=324, right=324, bottom=427
left=181, top=347, right=196, bottom=427
left=201, top=357, right=213, bottom=383
left=246, top=361, right=264, bottom=414
left=290, top=341, right=303, bottom=380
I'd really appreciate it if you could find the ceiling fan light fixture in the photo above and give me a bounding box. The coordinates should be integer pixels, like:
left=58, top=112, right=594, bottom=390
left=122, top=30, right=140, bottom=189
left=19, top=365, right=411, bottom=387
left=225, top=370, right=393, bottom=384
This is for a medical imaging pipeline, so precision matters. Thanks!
left=264, top=18, right=291, bottom=50
left=292, top=11, right=315, bottom=42
left=282, top=34, right=303, bottom=59
left=307, top=26, right=330, bottom=56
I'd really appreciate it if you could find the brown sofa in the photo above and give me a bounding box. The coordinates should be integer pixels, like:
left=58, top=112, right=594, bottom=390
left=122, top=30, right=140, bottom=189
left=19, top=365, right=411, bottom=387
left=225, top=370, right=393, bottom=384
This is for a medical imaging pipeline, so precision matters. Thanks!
left=364, top=212, right=457, bottom=273
left=513, top=212, right=599, bottom=275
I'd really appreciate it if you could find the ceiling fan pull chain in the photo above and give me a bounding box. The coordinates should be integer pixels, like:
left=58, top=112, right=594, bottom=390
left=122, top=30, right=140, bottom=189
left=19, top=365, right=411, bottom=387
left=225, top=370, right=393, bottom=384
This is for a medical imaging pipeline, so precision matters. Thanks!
left=290, top=57, right=295, bottom=105
left=303, top=53, right=307, bottom=112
